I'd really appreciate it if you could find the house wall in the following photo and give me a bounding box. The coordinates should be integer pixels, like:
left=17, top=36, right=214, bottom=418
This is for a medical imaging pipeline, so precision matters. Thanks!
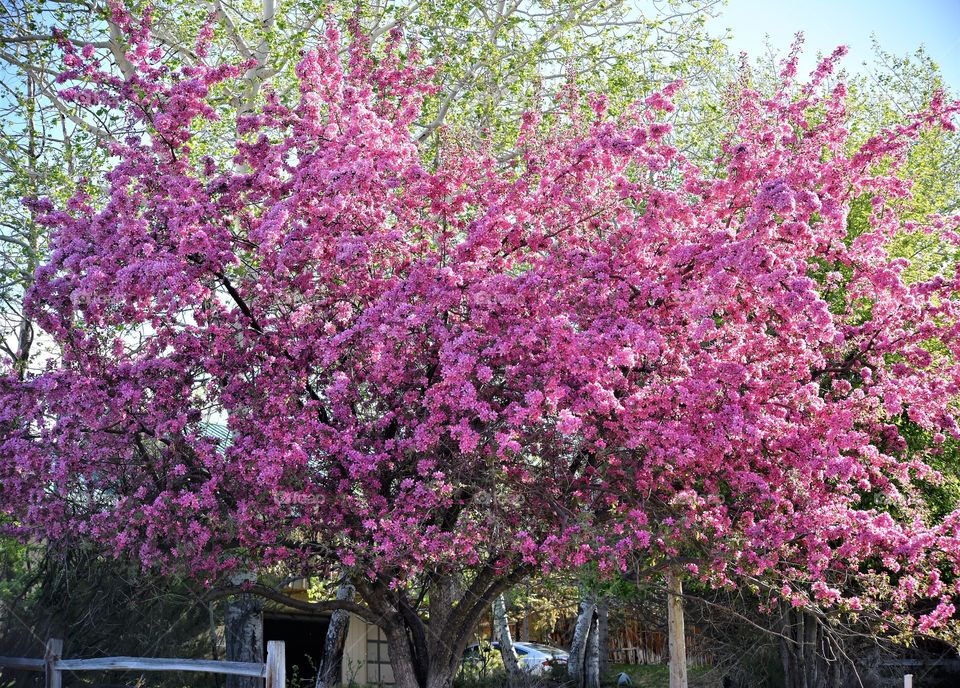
left=342, top=613, right=394, bottom=687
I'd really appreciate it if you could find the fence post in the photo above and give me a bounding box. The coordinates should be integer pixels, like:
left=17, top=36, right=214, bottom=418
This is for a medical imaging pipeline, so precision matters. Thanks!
left=904, top=675, right=913, bottom=688
left=44, top=639, right=62, bottom=688
left=265, top=641, right=285, bottom=688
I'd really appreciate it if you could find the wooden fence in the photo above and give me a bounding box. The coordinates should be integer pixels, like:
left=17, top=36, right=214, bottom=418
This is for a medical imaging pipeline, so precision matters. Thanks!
left=606, top=621, right=712, bottom=667
left=0, top=638, right=285, bottom=688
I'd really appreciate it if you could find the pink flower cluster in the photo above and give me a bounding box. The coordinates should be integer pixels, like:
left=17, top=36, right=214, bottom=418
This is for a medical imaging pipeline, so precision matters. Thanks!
left=2, top=4, right=960, bottom=631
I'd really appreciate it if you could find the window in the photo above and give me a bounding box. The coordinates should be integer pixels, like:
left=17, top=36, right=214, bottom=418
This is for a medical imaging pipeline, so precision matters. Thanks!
left=366, top=624, right=394, bottom=686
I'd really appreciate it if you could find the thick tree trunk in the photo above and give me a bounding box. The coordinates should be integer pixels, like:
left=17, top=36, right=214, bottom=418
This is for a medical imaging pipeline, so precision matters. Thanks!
left=568, top=594, right=598, bottom=688
left=315, top=582, right=355, bottom=688
left=225, top=593, right=264, bottom=688
left=596, top=597, right=609, bottom=678
left=354, top=567, right=529, bottom=688
left=385, top=623, right=425, bottom=688
left=492, top=594, right=524, bottom=684
left=666, top=571, right=687, bottom=688
left=424, top=665, right=457, bottom=688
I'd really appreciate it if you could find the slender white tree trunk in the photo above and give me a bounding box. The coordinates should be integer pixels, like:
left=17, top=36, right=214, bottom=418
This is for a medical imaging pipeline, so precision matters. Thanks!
left=585, top=613, right=601, bottom=688
left=225, top=594, right=264, bottom=688
left=315, top=582, right=354, bottom=688
left=492, top=594, right=524, bottom=684
left=568, top=594, right=598, bottom=688
left=666, top=571, right=687, bottom=688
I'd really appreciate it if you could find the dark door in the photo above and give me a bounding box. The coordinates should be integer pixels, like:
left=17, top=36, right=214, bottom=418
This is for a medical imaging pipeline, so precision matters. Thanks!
left=264, top=615, right=331, bottom=688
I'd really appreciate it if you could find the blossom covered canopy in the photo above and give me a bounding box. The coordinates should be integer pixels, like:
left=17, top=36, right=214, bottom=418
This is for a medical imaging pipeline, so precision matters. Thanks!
left=3, top=9, right=960, bottom=631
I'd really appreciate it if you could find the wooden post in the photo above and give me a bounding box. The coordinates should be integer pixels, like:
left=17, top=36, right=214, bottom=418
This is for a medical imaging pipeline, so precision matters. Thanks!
left=904, top=675, right=913, bottom=688
left=265, top=641, right=285, bottom=688
left=666, top=572, right=687, bottom=688
left=44, top=639, right=63, bottom=688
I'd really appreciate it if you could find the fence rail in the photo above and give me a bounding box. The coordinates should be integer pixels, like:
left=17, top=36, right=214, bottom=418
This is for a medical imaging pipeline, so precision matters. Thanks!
left=0, top=638, right=285, bottom=688
left=55, top=658, right=267, bottom=676
left=0, top=658, right=44, bottom=671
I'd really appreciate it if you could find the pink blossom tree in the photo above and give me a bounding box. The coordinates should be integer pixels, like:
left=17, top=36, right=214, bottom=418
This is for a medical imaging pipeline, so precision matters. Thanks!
left=3, top=10, right=960, bottom=688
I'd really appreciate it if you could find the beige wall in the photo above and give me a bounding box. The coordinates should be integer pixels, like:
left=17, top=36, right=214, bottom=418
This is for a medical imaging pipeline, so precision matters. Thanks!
left=342, top=613, right=394, bottom=687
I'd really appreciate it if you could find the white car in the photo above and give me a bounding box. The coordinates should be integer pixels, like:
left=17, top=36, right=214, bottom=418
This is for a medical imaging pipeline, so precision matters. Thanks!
left=463, top=641, right=569, bottom=676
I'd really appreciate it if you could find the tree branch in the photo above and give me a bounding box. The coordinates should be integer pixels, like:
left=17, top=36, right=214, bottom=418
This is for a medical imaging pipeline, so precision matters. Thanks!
left=205, top=583, right=382, bottom=624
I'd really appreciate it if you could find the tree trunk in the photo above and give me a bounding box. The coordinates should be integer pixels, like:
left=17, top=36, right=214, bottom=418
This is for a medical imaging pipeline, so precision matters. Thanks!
left=804, top=611, right=818, bottom=688
left=225, top=593, right=264, bottom=688
left=208, top=604, right=222, bottom=688
left=493, top=594, right=524, bottom=684
left=585, top=612, right=601, bottom=688
left=780, top=610, right=847, bottom=688
left=568, top=594, right=598, bottom=688
left=596, top=597, right=609, bottom=678
left=315, top=582, right=355, bottom=688
left=781, top=609, right=807, bottom=688
left=666, top=571, right=687, bottom=688
left=354, top=566, right=529, bottom=688
left=780, top=626, right=794, bottom=688
left=385, top=623, right=425, bottom=688
left=425, top=664, right=458, bottom=688
left=522, top=581, right=531, bottom=642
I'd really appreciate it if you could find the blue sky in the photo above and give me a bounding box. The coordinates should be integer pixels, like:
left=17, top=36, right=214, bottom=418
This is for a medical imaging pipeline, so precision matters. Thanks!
left=709, top=0, right=960, bottom=89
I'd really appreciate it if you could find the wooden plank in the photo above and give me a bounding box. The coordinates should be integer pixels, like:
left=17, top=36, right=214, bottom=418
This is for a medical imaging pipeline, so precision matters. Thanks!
left=0, top=657, right=44, bottom=671
left=265, top=641, right=285, bottom=688
left=54, top=657, right=266, bottom=677
left=45, top=638, right=62, bottom=688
